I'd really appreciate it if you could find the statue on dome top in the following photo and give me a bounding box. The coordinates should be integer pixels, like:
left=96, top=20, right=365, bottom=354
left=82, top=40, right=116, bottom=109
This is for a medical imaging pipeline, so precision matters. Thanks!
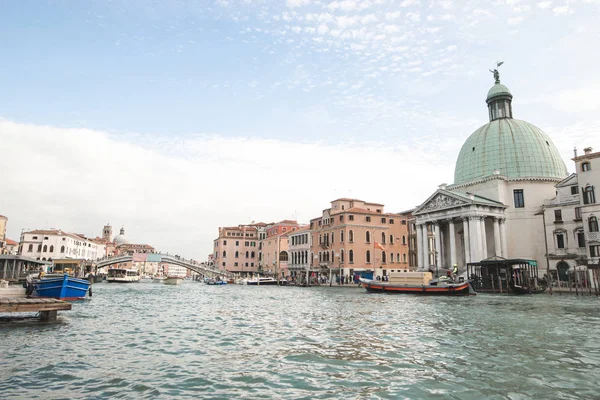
left=489, top=61, right=504, bottom=84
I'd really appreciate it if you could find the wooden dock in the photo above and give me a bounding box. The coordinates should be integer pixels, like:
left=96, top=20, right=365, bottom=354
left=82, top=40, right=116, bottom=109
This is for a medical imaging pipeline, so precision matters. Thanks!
left=0, top=298, right=72, bottom=321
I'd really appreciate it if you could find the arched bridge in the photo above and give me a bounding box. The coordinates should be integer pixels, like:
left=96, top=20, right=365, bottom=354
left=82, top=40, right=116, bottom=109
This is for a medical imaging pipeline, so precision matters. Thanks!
left=95, top=253, right=227, bottom=277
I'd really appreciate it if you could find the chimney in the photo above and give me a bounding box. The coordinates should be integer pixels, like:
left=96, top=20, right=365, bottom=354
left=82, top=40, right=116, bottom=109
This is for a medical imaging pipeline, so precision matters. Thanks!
left=573, top=147, right=577, bottom=157
left=584, top=147, right=593, bottom=155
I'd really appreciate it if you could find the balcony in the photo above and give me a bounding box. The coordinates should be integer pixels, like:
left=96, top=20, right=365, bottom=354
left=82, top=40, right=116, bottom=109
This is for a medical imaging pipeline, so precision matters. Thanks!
left=588, top=232, right=599, bottom=241
left=320, top=242, right=330, bottom=249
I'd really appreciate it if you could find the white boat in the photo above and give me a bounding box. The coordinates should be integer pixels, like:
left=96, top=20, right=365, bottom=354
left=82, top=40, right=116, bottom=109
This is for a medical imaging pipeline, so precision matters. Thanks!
left=152, top=275, right=165, bottom=283
left=163, top=276, right=183, bottom=285
left=107, top=268, right=140, bottom=283
left=246, top=277, right=280, bottom=286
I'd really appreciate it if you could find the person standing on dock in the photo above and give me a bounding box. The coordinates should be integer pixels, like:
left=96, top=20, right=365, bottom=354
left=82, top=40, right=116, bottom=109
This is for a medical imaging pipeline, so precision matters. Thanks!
left=452, top=264, right=458, bottom=282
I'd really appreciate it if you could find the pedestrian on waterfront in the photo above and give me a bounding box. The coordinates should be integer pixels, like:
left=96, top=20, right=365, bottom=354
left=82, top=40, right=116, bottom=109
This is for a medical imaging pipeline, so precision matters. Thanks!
left=452, top=264, right=458, bottom=281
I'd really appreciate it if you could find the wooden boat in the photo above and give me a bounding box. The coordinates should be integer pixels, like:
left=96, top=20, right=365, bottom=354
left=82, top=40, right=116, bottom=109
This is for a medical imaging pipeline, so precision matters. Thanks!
left=34, top=274, right=90, bottom=300
left=360, top=278, right=475, bottom=296
left=206, top=278, right=227, bottom=285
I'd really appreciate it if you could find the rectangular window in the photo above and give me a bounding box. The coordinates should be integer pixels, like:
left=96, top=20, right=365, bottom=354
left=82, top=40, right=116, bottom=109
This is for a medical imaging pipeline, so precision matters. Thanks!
left=349, top=215, right=354, bottom=221
left=554, top=210, right=562, bottom=222
left=234, top=262, right=238, bottom=267
left=556, top=233, right=564, bottom=249
left=222, top=262, right=225, bottom=266
left=245, top=241, right=249, bottom=246
left=236, top=241, right=239, bottom=246
left=583, top=186, right=596, bottom=204
left=571, top=186, right=578, bottom=195
left=513, top=189, right=525, bottom=208
left=340, top=215, right=344, bottom=222
left=366, top=216, right=371, bottom=222
left=577, top=231, right=585, bottom=248
left=590, top=245, right=600, bottom=258
left=381, top=217, right=386, bottom=223
left=575, top=207, right=582, bottom=220
left=390, top=219, right=395, bottom=224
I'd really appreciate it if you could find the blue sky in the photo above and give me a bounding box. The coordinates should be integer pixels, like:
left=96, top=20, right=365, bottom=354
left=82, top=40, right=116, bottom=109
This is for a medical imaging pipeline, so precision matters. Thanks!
left=2, top=0, right=600, bottom=259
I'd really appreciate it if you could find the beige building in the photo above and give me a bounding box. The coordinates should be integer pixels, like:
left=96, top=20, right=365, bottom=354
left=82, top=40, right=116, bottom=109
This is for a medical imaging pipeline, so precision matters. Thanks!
left=259, top=220, right=302, bottom=278
left=309, top=198, right=410, bottom=282
left=213, top=224, right=260, bottom=276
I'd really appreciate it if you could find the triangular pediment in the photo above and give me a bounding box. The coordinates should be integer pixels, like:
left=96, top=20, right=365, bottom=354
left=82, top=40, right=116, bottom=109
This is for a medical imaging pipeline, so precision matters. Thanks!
left=414, top=190, right=470, bottom=215
left=555, top=173, right=577, bottom=188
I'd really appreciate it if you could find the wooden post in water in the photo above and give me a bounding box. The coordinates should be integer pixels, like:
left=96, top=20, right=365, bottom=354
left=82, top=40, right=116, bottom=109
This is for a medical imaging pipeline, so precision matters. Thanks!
left=498, top=274, right=503, bottom=294
left=491, top=275, right=496, bottom=293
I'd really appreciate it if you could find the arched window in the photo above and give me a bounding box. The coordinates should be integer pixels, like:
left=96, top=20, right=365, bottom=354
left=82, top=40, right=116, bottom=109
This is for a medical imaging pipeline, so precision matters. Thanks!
left=390, top=253, right=394, bottom=263
left=382, top=251, right=386, bottom=263
left=366, top=250, right=371, bottom=263
left=331, top=232, right=334, bottom=243
left=251, top=251, right=255, bottom=258
left=349, top=250, right=354, bottom=263
left=319, top=234, right=322, bottom=244
left=589, top=216, right=599, bottom=232
left=381, top=232, right=386, bottom=244
left=349, top=230, right=354, bottom=242
left=223, top=250, right=227, bottom=257
left=28, top=244, right=33, bottom=252
left=390, top=234, right=394, bottom=244
left=397, top=253, right=400, bottom=262
left=235, top=251, right=239, bottom=258
left=319, top=252, right=322, bottom=262
left=402, top=235, right=406, bottom=245
left=366, top=231, right=371, bottom=243
left=340, top=231, right=344, bottom=242
left=43, top=245, right=47, bottom=252
left=279, top=251, right=288, bottom=262
left=245, top=251, right=249, bottom=258
left=403, top=254, right=407, bottom=263
left=60, top=246, right=65, bottom=253
left=37, top=244, right=42, bottom=252
left=341, top=249, right=345, bottom=263
left=49, top=245, right=54, bottom=252
left=584, top=185, right=596, bottom=205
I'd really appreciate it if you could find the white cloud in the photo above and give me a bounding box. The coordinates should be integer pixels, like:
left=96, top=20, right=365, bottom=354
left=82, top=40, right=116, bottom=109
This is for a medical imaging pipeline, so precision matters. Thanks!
left=286, top=0, right=311, bottom=7
left=0, top=119, right=455, bottom=259
left=537, top=1, right=552, bottom=8
left=336, top=15, right=358, bottom=28
left=508, top=15, right=524, bottom=24
left=360, top=14, right=378, bottom=24
left=552, top=5, right=573, bottom=15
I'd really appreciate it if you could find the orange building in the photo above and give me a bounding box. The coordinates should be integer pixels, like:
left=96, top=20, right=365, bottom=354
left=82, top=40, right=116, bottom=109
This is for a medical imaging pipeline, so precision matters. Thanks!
left=258, top=220, right=303, bottom=278
left=213, top=224, right=260, bottom=276
left=309, top=198, right=411, bottom=282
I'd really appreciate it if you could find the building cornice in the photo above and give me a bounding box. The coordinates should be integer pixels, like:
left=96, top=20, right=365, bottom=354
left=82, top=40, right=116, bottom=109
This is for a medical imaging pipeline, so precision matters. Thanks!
left=447, top=174, right=564, bottom=190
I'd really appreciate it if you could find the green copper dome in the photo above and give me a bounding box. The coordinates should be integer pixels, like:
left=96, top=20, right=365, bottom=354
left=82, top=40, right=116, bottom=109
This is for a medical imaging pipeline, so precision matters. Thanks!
left=454, top=78, right=568, bottom=185
left=454, top=118, right=568, bottom=184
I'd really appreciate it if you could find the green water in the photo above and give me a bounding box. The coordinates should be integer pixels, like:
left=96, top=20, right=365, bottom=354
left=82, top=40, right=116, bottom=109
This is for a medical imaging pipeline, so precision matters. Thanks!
left=1, top=282, right=599, bottom=399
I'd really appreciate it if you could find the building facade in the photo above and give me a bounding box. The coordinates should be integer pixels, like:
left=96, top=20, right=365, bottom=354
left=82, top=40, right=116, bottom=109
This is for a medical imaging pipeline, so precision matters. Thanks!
left=18, top=229, right=107, bottom=261
left=574, top=148, right=600, bottom=268
left=259, top=220, right=301, bottom=278
left=309, top=198, right=410, bottom=281
left=414, top=71, right=568, bottom=276
left=287, top=227, right=314, bottom=282
left=213, top=224, right=260, bottom=275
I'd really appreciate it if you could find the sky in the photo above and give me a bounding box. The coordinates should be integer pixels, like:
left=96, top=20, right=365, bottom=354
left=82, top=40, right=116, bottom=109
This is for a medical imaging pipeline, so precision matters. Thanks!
left=1, top=0, right=599, bottom=260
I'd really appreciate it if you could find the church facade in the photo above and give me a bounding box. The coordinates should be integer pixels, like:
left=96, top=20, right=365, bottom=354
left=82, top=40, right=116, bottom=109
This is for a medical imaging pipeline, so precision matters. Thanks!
left=414, top=71, right=569, bottom=275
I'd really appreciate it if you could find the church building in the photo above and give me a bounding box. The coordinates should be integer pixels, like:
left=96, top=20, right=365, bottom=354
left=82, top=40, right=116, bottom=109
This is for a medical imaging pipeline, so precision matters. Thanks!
left=414, top=70, right=568, bottom=274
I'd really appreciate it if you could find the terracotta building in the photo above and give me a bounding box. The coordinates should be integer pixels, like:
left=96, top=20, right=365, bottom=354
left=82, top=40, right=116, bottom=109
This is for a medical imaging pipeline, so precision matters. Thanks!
left=258, top=220, right=302, bottom=278
left=309, top=198, right=410, bottom=281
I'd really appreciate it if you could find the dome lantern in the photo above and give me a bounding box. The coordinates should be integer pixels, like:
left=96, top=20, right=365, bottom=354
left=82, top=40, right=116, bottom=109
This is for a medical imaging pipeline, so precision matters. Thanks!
left=486, top=65, right=513, bottom=121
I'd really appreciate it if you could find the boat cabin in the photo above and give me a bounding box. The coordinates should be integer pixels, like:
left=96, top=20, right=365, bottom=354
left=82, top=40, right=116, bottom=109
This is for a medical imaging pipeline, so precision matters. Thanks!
left=467, top=258, right=541, bottom=293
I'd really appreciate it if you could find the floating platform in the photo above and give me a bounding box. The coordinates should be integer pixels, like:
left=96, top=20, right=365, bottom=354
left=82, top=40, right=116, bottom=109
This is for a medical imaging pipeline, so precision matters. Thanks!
left=0, top=298, right=72, bottom=321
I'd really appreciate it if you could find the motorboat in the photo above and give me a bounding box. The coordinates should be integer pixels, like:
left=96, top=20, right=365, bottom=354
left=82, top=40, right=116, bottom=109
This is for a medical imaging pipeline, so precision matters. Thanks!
left=206, top=278, right=227, bottom=285
left=246, top=277, right=280, bottom=286
left=107, top=268, right=140, bottom=283
left=33, top=274, right=90, bottom=300
left=163, top=276, right=183, bottom=285
left=360, top=271, right=476, bottom=296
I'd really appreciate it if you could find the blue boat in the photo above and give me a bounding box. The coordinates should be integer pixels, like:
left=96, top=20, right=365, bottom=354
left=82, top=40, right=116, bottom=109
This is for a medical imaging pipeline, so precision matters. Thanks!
left=34, top=274, right=90, bottom=300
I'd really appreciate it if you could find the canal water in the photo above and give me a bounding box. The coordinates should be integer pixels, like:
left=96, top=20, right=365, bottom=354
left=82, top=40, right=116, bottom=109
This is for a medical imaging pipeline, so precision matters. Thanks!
left=1, top=282, right=599, bottom=399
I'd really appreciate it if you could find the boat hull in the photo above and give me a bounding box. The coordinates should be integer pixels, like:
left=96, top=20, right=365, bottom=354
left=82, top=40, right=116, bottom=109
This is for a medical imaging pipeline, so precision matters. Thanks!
left=164, top=277, right=183, bottom=285
left=106, top=277, right=140, bottom=283
left=34, top=274, right=90, bottom=300
left=361, top=280, right=475, bottom=296
left=246, top=280, right=279, bottom=286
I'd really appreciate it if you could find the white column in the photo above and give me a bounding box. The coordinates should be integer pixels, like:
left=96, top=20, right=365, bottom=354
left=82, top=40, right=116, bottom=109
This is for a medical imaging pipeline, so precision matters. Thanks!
left=493, top=217, right=501, bottom=257
left=500, top=218, right=508, bottom=257
left=469, top=216, right=480, bottom=262
left=416, top=223, right=424, bottom=270
left=434, top=222, right=442, bottom=271
left=449, top=219, right=457, bottom=267
left=422, top=223, right=430, bottom=271
left=463, top=217, right=471, bottom=264
left=480, top=217, right=488, bottom=260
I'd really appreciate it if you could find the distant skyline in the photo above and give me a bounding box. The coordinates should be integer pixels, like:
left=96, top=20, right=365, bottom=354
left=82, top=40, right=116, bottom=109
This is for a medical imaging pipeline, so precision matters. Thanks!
left=1, top=0, right=599, bottom=260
